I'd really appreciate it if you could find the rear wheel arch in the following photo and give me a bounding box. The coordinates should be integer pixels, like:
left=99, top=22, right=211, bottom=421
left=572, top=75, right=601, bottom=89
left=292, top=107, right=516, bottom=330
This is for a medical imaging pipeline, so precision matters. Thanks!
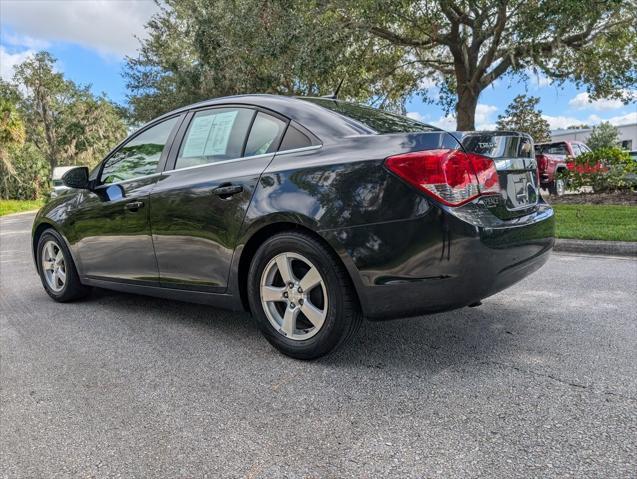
left=236, top=222, right=361, bottom=314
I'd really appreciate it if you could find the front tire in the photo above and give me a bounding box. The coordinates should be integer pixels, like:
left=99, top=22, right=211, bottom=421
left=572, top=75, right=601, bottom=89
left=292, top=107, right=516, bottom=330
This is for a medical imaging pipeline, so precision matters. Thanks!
left=37, top=229, right=91, bottom=302
left=247, top=231, right=362, bottom=359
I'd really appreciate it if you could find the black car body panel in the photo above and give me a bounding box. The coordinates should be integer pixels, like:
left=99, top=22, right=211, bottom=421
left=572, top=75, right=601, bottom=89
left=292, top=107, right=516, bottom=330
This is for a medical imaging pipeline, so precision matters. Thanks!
left=33, top=94, right=555, bottom=320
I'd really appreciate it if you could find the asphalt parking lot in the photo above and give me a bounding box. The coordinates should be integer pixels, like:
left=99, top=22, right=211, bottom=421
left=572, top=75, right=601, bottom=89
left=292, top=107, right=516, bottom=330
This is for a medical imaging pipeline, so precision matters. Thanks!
left=1, top=212, right=636, bottom=478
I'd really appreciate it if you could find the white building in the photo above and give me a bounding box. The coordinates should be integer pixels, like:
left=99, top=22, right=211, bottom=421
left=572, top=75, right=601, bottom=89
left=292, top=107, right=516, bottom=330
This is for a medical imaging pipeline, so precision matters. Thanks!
left=550, top=122, right=637, bottom=151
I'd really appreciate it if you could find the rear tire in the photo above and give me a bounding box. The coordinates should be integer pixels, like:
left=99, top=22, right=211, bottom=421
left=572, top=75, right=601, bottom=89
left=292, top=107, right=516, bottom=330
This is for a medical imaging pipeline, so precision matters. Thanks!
left=37, top=229, right=91, bottom=302
left=247, top=231, right=362, bottom=359
left=548, top=177, right=566, bottom=196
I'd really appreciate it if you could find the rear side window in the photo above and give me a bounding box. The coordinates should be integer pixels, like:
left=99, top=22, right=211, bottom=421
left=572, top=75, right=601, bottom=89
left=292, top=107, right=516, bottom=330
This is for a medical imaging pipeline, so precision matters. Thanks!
left=300, top=98, right=436, bottom=134
left=279, top=125, right=313, bottom=151
left=101, top=116, right=178, bottom=184
left=175, top=108, right=254, bottom=169
left=244, top=112, right=286, bottom=156
left=535, top=142, right=569, bottom=155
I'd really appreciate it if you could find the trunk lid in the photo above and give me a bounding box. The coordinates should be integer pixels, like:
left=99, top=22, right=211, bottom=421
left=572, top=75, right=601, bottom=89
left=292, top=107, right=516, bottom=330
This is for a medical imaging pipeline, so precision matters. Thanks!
left=451, top=131, right=540, bottom=219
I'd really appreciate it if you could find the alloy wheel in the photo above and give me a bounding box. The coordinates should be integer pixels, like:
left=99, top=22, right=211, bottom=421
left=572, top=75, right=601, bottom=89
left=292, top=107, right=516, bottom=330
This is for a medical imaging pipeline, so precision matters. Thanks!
left=41, top=240, right=66, bottom=293
left=259, top=252, right=328, bottom=340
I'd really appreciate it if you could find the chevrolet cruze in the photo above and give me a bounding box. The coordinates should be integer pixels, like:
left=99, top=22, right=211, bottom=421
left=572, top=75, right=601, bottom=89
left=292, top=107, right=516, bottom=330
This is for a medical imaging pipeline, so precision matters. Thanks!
left=32, top=95, right=555, bottom=359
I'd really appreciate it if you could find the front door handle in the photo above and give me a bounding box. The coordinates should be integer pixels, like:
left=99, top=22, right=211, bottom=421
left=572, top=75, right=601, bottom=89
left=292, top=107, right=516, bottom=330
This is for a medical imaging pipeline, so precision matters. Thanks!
left=213, top=184, right=243, bottom=198
left=125, top=201, right=145, bottom=211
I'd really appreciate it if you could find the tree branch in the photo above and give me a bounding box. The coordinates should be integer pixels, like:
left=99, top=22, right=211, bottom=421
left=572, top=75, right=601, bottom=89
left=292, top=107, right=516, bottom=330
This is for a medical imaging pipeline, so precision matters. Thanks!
left=367, top=26, right=436, bottom=48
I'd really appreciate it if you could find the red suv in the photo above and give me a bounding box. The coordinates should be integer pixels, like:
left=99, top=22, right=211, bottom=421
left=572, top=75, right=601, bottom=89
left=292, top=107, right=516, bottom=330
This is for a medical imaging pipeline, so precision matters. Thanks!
left=535, top=141, right=591, bottom=195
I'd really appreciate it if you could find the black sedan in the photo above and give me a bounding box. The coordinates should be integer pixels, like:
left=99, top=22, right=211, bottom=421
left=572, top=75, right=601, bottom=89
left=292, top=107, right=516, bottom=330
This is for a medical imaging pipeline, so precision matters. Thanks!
left=32, top=95, right=555, bottom=359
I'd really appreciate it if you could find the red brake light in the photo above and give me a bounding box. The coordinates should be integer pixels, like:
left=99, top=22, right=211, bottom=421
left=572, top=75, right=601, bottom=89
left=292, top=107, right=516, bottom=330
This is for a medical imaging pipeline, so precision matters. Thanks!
left=385, top=149, right=500, bottom=206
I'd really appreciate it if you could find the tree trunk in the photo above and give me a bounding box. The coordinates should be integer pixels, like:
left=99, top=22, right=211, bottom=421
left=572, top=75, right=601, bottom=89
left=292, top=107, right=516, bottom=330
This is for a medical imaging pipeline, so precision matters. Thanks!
left=455, top=87, right=479, bottom=131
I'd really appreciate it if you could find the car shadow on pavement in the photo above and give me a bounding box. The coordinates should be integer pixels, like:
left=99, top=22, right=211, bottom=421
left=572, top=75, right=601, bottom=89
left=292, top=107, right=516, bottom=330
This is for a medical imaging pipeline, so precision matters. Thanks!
left=89, top=287, right=525, bottom=372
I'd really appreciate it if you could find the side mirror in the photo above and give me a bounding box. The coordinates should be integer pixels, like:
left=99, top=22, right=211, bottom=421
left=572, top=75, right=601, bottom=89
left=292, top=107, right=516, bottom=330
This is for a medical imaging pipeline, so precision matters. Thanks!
left=62, top=166, right=90, bottom=189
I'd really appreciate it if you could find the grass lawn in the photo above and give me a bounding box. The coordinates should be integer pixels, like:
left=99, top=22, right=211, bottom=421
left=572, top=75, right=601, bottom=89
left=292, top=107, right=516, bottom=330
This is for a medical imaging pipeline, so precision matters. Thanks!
left=553, top=204, right=637, bottom=242
left=0, top=199, right=44, bottom=217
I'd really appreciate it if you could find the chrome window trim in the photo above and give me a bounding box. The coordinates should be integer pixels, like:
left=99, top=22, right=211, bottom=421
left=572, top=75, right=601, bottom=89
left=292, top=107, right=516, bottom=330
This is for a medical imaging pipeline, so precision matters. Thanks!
left=167, top=144, right=322, bottom=174
left=273, top=144, right=322, bottom=156
left=169, top=153, right=273, bottom=174
left=98, top=172, right=163, bottom=188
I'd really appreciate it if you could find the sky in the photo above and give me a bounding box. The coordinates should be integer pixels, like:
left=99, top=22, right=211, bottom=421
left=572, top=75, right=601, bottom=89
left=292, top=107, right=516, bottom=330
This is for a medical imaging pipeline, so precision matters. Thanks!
left=1, top=0, right=636, bottom=131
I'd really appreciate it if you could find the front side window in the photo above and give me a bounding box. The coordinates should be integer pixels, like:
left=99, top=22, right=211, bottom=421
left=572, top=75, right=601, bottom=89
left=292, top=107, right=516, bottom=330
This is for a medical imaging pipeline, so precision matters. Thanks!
left=101, top=116, right=178, bottom=184
left=244, top=112, right=287, bottom=157
left=175, top=108, right=254, bottom=169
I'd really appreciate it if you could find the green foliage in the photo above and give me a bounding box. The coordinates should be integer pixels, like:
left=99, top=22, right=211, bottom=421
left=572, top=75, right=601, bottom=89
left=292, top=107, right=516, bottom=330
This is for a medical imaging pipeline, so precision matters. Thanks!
left=496, top=95, right=551, bottom=142
left=125, top=0, right=415, bottom=122
left=586, top=122, right=620, bottom=151
left=563, top=147, right=636, bottom=192
left=1, top=52, right=128, bottom=200
left=13, top=51, right=127, bottom=170
left=0, top=143, right=50, bottom=200
left=126, top=0, right=637, bottom=130
left=0, top=96, right=26, bottom=177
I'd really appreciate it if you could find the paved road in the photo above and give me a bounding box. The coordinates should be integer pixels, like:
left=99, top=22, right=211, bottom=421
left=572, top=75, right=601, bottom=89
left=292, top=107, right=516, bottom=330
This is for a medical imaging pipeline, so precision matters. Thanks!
left=1, top=212, right=636, bottom=478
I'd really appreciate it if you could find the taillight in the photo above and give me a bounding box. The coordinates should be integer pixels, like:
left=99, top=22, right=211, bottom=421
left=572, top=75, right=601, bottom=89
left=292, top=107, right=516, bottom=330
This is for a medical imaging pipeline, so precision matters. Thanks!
left=537, top=155, right=547, bottom=172
left=385, top=149, right=499, bottom=207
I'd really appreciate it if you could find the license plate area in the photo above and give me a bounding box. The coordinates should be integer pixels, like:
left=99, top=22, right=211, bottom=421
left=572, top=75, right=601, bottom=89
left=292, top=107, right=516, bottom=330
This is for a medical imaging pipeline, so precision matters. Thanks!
left=502, top=171, right=539, bottom=211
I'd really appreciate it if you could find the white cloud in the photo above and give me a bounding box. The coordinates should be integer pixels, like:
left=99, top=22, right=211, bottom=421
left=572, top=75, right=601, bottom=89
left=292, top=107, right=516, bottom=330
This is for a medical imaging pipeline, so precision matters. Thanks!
left=568, top=92, right=625, bottom=111
left=2, top=32, right=50, bottom=50
left=417, top=76, right=439, bottom=90
left=542, top=114, right=585, bottom=130
left=406, top=111, right=425, bottom=122
left=429, top=103, right=499, bottom=130
left=430, top=115, right=457, bottom=130
left=1, top=0, right=159, bottom=57
left=605, top=111, right=637, bottom=126
left=526, top=69, right=553, bottom=88
left=544, top=110, right=637, bottom=130
left=475, top=103, right=497, bottom=127
left=0, top=45, right=35, bottom=80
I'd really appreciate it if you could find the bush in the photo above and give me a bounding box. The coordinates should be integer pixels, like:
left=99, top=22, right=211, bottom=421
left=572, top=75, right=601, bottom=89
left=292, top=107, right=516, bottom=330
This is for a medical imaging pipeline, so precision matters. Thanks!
left=562, top=147, right=637, bottom=192
left=0, top=144, right=50, bottom=200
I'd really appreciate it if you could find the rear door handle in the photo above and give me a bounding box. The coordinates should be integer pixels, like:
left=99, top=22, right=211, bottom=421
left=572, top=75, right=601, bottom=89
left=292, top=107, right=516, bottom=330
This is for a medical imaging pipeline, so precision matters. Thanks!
left=125, top=201, right=145, bottom=211
left=213, top=184, right=243, bottom=198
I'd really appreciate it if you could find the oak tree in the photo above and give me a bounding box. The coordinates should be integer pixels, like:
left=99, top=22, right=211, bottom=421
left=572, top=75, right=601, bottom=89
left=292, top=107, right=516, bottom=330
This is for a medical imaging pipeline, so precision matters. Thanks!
left=126, top=0, right=637, bottom=130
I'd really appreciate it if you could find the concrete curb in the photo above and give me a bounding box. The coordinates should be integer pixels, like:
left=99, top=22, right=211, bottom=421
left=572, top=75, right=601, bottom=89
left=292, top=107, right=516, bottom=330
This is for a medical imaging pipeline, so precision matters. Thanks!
left=554, top=239, right=637, bottom=257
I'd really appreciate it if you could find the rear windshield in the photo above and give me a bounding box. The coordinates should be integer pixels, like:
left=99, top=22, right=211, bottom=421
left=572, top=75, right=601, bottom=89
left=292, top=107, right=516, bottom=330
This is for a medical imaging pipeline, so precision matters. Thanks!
left=300, top=98, right=436, bottom=134
left=535, top=142, right=568, bottom=155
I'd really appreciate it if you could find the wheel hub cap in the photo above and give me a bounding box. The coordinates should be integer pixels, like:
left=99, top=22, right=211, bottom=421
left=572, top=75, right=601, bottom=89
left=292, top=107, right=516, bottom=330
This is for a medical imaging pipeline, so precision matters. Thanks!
left=260, top=252, right=328, bottom=341
left=41, top=240, right=66, bottom=293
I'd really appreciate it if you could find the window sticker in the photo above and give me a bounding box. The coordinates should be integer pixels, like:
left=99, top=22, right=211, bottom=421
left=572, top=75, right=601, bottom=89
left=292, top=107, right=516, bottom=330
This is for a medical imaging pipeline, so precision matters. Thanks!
left=181, top=110, right=238, bottom=158
left=204, top=111, right=238, bottom=156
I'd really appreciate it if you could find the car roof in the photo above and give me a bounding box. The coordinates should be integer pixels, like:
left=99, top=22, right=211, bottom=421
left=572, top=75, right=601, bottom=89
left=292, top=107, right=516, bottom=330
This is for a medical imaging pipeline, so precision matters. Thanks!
left=151, top=94, right=371, bottom=142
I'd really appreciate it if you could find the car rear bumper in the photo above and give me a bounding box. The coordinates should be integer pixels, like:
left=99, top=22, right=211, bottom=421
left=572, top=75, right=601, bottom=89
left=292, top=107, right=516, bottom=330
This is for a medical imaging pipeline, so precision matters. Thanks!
left=322, top=202, right=555, bottom=320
